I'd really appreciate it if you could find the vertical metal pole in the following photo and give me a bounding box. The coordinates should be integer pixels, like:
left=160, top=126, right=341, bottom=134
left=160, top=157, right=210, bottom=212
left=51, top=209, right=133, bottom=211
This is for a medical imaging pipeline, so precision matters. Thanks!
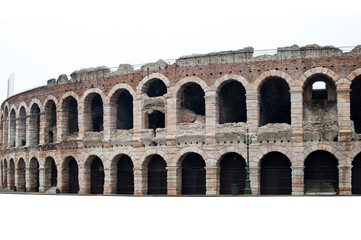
left=244, top=127, right=252, bottom=195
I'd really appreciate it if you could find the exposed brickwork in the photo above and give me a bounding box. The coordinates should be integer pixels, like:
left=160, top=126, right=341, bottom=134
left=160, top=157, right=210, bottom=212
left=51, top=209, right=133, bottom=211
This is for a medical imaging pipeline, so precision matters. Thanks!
left=1, top=44, right=361, bottom=195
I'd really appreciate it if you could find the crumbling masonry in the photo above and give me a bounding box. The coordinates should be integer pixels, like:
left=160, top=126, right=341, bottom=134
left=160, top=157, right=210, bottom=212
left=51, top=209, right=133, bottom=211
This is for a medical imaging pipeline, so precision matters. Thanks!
left=2, top=44, right=361, bottom=195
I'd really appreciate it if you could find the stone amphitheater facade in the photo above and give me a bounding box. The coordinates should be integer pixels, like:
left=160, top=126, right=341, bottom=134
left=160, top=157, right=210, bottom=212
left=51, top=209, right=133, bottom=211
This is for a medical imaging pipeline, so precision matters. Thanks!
left=1, top=44, right=361, bottom=196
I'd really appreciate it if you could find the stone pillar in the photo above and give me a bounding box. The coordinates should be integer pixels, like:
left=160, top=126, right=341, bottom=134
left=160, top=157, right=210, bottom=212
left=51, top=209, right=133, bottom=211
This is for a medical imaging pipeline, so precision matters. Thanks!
left=291, top=166, right=304, bottom=195
left=205, top=166, right=220, bottom=195
left=205, top=91, right=217, bottom=144
left=290, top=90, right=303, bottom=142
left=249, top=167, right=260, bottom=195
left=166, top=166, right=181, bottom=195
left=3, top=120, right=8, bottom=148
left=57, top=110, right=65, bottom=142
left=25, top=115, right=31, bottom=147
left=132, top=97, right=143, bottom=147
left=39, top=112, right=45, bottom=145
left=58, top=164, right=67, bottom=193
left=78, top=103, right=85, bottom=138
left=7, top=166, right=15, bottom=190
left=78, top=166, right=90, bottom=194
left=134, top=168, right=147, bottom=195
left=166, top=97, right=177, bottom=145
left=104, top=166, right=117, bottom=194
left=39, top=166, right=46, bottom=192
left=339, top=165, right=352, bottom=195
left=103, top=103, right=112, bottom=142
left=337, top=88, right=352, bottom=142
left=246, top=92, right=259, bottom=133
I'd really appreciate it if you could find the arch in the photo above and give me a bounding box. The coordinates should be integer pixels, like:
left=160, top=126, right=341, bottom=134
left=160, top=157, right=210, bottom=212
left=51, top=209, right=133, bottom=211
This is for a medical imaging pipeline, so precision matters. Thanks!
left=213, top=74, right=250, bottom=92
left=18, top=106, right=27, bottom=146
left=137, top=73, right=171, bottom=93
left=9, top=109, right=16, bottom=147
left=352, top=152, right=361, bottom=194
left=62, top=156, right=79, bottom=194
left=29, top=103, right=41, bottom=145
left=109, top=87, right=133, bottom=130
left=260, top=152, right=292, bottom=195
left=29, top=98, right=42, bottom=112
left=218, top=80, right=247, bottom=124
left=304, top=150, right=339, bottom=195
left=8, top=158, right=15, bottom=190
left=84, top=155, right=104, bottom=194
left=147, top=110, right=165, bottom=130
left=44, top=157, right=58, bottom=190
left=112, top=154, right=134, bottom=195
left=147, top=155, right=167, bottom=195
left=254, top=70, right=298, bottom=92
left=44, top=99, right=57, bottom=144
left=42, top=95, right=59, bottom=111
left=303, top=144, right=344, bottom=165
left=350, top=75, right=361, bottom=133
left=219, top=152, right=246, bottom=195
left=145, top=79, right=168, bottom=97
left=174, top=76, right=209, bottom=99
left=300, top=67, right=340, bottom=85
left=139, top=149, right=169, bottom=168
left=346, top=68, right=361, bottom=82
left=82, top=91, right=104, bottom=132
left=62, top=95, right=79, bottom=134
left=108, top=83, right=136, bottom=99
left=28, top=157, right=40, bottom=192
left=17, top=102, right=28, bottom=117
left=80, top=88, right=106, bottom=103
left=259, top=76, right=291, bottom=126
left=181, top=152, right=206, bottom=195
left=3, top=159, right=8, bottom=188
left=17, top=158, right=26, bottom=191
left=175, top=148, right=206, bottom=167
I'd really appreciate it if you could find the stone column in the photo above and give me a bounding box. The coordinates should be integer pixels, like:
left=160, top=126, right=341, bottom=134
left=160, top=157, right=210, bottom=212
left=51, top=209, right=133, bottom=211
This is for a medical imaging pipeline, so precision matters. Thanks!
left=132, top=97, right=143, bottom=147
left=166, top=97, right=177, bottom=146
left=291, top=166, right=304, bottom=195
left=25, top=115, right=31, bottom=147
left=246, top=92, right=259, bottom=134
left=39, top=112, right=45, bottom=145
left=339, top=165, right=352, bottom=195
left=39, top=166, right=46, bottom=192
left=56, top=110, right=65, bottom=143
left=103, top=103, right=112, bottom=142
left=103, top=166, right=117, bottom=194
left=337, top=88, right=352, bottom=142
left=7, top=166, right=15, bottom=190
left=206, top=166, right=220, bottom=195
left=205, top=90, right=217, bottom=144
left=290, top=90, right=303, bottom=142
left=58, top=164, right=67, bottom=193
left=3, top=120, right=8, bottom=148
left=77, top=103, right=85, bottom=139
left=134, top=168, right=147, bottom=195
left=78, top=166, right=90, bottom=194
left=166, top=166, right=181, bottom=195
left=249, top=167, right=260, bottom=195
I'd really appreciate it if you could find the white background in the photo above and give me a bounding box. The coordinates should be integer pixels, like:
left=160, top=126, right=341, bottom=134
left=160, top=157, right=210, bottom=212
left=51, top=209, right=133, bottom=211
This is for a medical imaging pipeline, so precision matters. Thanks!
left=1, top=1, right=361, bottom=239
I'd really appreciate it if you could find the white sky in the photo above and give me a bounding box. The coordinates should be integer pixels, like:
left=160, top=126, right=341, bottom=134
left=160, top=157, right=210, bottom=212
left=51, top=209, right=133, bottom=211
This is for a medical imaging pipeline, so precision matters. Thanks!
left=1, top=0, right=361, bottom=105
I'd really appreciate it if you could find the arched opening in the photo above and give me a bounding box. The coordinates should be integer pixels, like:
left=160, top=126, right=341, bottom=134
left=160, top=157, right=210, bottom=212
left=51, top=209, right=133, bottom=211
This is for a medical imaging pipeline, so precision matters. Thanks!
left=63, top=97, right=79, bottom=134
left=219, top=81, right=247, bottom=124
left=91, top=95, right=103, bottom=132
left=148, top=155, right=167, bottom=195
left=8, top=159, right=15, bottom=190
left=260, top=152, right=292, bottom=195
left=303, top=74, right=336, bottom=102
left=116, top=90, right=133, bottom=130
left=17, top=158, right=26, bottom=191
left=29, top=158, right=40, bottom=192
left=147, top=110, right=165, bottom=131
left=116, top=155, right=134, bottom=194
left=180, top=83, right=205, bottom=123
left=69, top=158, right=79, bottom=193
left=182, top=153, right=206, bottom=195
left=44, top=157, right=57, bottom=190
left=91, top=157, right=104, bottom=194
left=3, top=107, right=8, bottom=148
left=146, top=79, right=167, bottom=97
left=18, top=107, right=27, bottom=146
left=259, top=77, right=291, bottom=126
left=3, top=160, right=7, bottom=188
left=304, top=150, right=338, bottom=194
left=9, top=109, right=16, bottom=147
left=351, top=76, right=361, bottom=133
left=220, top=153, right=246, bottom=195
left=352, top=153, right=361, bottom=194
left=44, top=100, right=57, bottom=144
left=30, top=104, right=40, bottom=145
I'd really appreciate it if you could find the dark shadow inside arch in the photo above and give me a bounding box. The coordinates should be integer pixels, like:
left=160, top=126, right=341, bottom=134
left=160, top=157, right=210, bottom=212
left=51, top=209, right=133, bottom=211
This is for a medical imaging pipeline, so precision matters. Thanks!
left=220, top=153, right=246, bottom=195
left=30, top=104, right=40, bottom=145
left=148, top=110, right=165, bottom=131
left=9, top=110, right=16, bottom=147
left=117, top=90, right=133, bottom=130
left=69, top=158, right=79, bottom=194
left=29, top=158, right=40, bottom=192
left=181, top=83, right=205, bottom=123
left=19, top=107, right=27, bottom=146
left=64, top=97, right=79, bottom=134
left=91, top=95, right=103, bottom=132
left=117, top=155, right=134, bottom=194
left=260, top=152, right=292, bottom=195
left=304, top=151, right=338, bottom=194
left=44, top=100, right=57, bottom=144
left=351, top=76, right=361, bottom=133
left=352, top=153, right=361, bottom=194
left=219, top=81, right=247, bottom=124
left=148, top=155, right=167, bottom=195
left=17, top=159, right=26, bottom=191
left=146, top=79, right=167, bottom=97
left=259, top=77, right=291, bottom=126
left=91, top=157, right=104, bottom=194
left=182, top=153, right=206, bottom=195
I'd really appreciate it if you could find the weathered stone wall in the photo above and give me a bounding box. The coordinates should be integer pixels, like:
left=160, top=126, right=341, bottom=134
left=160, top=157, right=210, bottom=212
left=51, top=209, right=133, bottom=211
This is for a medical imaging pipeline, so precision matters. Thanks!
left=1, top=44, right=361, bottom=195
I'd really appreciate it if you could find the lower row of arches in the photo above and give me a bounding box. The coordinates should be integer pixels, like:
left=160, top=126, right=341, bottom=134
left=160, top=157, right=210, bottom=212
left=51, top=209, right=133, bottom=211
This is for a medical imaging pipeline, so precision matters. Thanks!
left=2, top=150, right=361, bottom=195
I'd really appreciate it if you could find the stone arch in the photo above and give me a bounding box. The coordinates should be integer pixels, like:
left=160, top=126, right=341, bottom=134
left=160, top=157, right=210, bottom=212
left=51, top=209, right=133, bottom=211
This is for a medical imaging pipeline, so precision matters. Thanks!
left=43, top=98, right=58, bottom=144
left=254, top=70, right=298, bottom=92
left=256, top=146, right=294, bottom=167
left=29, top=99, right=42, bottom=112
left=303, top=144, right=343, bottom=165
left=300, top=67, right=340, bottom=86
left=215, top=147, right=247, bottom=168
left=42, top=95, right=59, bottom=112
left=146, top=154, right=167, bottom=195
left=28, top=157, right=40, bottom=192
left=9, top=107, right=17, bottom=147
left=108, top=85, right=134, bottom=130
left=61, top=92, right=80, bottom=134
left=9, top=105, right=17, bottom=118
left=61, top=91, right=80, bottom=105
left=108, top=83, right=136, bottom=100
left=180, top=151, right=206, bottom=195
left=61, top=156, right=79, bottom=194
left=29, top=101, right=41, bottom=145
left=111, top=153, right=134, bottom=195
left=137, top=73, right=171, bottom=93
left=80, top=88, right=107, bottom=103
left=174, top=76, right=209, bottom=99
left=4, top=102, right=10, bottom=117
left=16, top=158, right=26, bottom=191
left=44, top=156, right=58, bottom=190
left=84, top=155, right=105, bottom=194
left=81, top=89, right=105, bottom=132
left=140, top=149, right=169, bottom=168
left=8, top=158, right=15, bottom=190
left=17, top=102, right=28, bottom=117
left=175, top=147, right=206, bottom=167
left=213, top=74, right=250, bottom=92
left=347, top=68, right=361, bottom=82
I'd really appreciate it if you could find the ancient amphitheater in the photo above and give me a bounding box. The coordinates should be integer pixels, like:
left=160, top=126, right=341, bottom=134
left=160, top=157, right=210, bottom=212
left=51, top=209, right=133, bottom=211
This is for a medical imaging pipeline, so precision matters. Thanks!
left=1, top=44, right=361, bottom=196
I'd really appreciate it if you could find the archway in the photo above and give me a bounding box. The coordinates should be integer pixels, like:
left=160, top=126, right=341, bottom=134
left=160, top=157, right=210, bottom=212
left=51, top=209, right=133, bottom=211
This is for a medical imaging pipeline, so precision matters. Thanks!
left=179, top=83, right=205, bottom=123
left=304, top=150, right=338, bottom=194
left=182, top=153, right=206, bottom=195
left=146, top=79, right=167, bottom=97
left=17, top=158, right=26, bottom=191
left=351, top=75, right=361, bottom=133
left=8, top=159, right=15, bottom=190
left=30, top=104, right=40, bottom=145
left=117, top=155, right=134, bottom=194
left=44, top=100, right=57, bottom=143
left=116, top=90, right=133, bottom=130
left=259, top=77, right=291, bottom=126
left=3, top=160, right=7, bottom=188
left=148, top=155, right=167, bottom=195
left=18, top=107, right=27, bottom=146
left=220, top=153, right=246, bottom=195
left=91, top=157, right=104, bottom=194
left=29, top=158, right=40, bottom=192
left=9, top=109, right=16, bottom=147
left=219, top=81, right=247, bottom=124
left=44, top=157, right=57, bottom=190
left=352, top=153, right=361, bottom=194
left=63, top=96, right=79, bottom=134
left=260, top=152, right=292, bottom=195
